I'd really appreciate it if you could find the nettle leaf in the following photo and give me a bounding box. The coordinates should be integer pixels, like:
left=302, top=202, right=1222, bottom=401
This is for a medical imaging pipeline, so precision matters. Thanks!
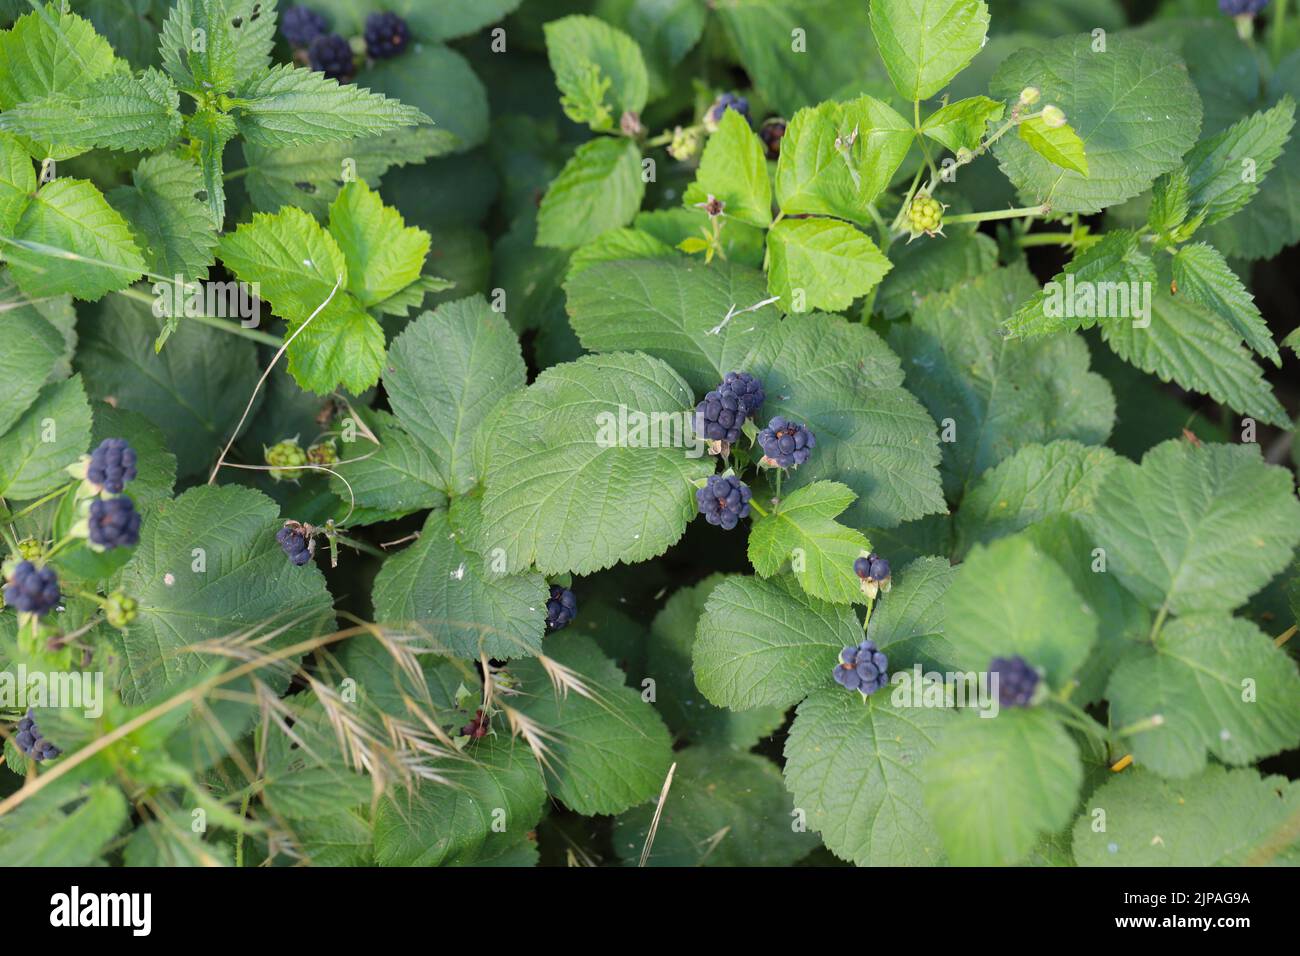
left=1016, top=114, right=1089, bottom=176
left=693, top=574, right=859, bottom=711
left=682, top=108, right=772, bottom=229
left=946, top=535, right=1096, bottom=686
left=924, top=709, right=1082, bottom=866
left=920, top=95, right=1004, bottom=153
left=615, top=745, right=817, bottom=866
left=373, top=736, right=546, bottom=867
left=5, top=178, right=146, bottom=301
left=1108, top=615, right=1300, bottom=779
left=537, top=137, right=645, bottom=249
left=187, top=108, right=237, bottom=228
left=1170, top=242, right=1277, bottom=366
left=774, top=95, right=913, bottom=223
left=108, top=154, right=217, bottom=282
left=891, top=266, right=1115, bottom=496
left=160, top=0, right=275, bottom=93
left=991, top=35, right=1202, bottom=214
left=508, top=633, right=673, bottom=815
left=1183, top=96, right=1295, bottom=230
left=766, top=217, right=891, bottom=314
left=869, top=0, right=989, bottom=101
left=785, top=688, right=956, bottom=866
left=478, top=351, right=713, bottom=575
left=0, top=374, right=92, bottom=501
left=0, top=68, right=182, bottom=154
left=1148, top=167, right=1190, bottom=235
left=372, top=501, right=548, bottom=662
left=544, top=15, right=648, bottom=131
left=748, top=481, right=872, bottom=606
left=1073, top=766, right=1300, bottom=866
left=231, top=65, right=429, bottom=149
left=865, top=555, right=958, bottom=670
left=328, top=180, right=430, bottom=309
left=1081, top=440, right=1300, bottom=615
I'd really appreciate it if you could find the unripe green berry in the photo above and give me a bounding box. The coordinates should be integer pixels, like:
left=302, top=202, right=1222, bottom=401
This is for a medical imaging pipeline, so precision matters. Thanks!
left=1019, top=86, right=1041, bottom=106
left=307, top=440, right=339, bottom=466
left=105, top=591, right=138, bottom=629
left=265, top=439, right=308, bottom=482
left=1041, top=104, right=1067, bottom=128
left=17, top=538, right=43, bottom=561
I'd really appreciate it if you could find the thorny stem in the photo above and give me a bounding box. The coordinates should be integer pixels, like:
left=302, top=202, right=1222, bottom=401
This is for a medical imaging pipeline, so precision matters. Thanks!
left=1274, top=0, right=1290, bottom=63
left=945, top=203, right=1051, bottom=225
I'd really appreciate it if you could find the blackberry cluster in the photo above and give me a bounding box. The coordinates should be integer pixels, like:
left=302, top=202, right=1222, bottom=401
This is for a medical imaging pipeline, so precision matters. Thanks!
left=694, top=372, right=765, bottom=448
left=88, top=497, right=141, bottom=550
left=705, top=92, right=750, bottom=131
left=3, top=561, right=60, bottom=617
left=280, top=5, right=328, bottom=47
left=277, top=523, right=314, bottom=566
left=696, top=474, right=752, bottom=531
left=989, top=656, right=1040, bottom=708
left=758, top=416, right=815, bottom=469
left=1220, top=0, right=1269, bottom=14
left=87, top=438, right=137, bottom=493
left=545, top=585, right=577, bottom=632
left=853, top=553, right=892, bottom=596
left=14, top=710, right=60, bottom=762
left=834, top=639, right=889, bottom=696
left=907, top=194, right=944, bottom=236
left=759, top=118, right=787, bottom=161
left=309, top=33, right=354, bottom=81
left=365, top=12, right=410, bottom=59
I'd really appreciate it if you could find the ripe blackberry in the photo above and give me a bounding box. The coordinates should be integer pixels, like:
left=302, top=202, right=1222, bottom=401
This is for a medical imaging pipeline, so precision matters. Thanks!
left=1219, top=0, right=1269, bottom=14
left=705, top=92, right=750, bottom=131
left=694, top=386, right=747, bottom=448
left=853, top=553, right=892, bottom=597
left=365, top=12, right=410, bottom=59
left=265, top=438, right=308, bottom=481
left=308, top=33, right=354, bottom=81
left=906, top=194, right=944, bottom=237
left=834, top=639, right=889, bottom=696
left=88, top=497, right=141, bottom=550
left=759, top=118, right=787, bottom=160
left=280, top=5, right=328, bottom=48
left=545, top=585, right=577, bottom=632
left=989, top=655, right=1040, bottom=708
left=86, top=437, right=137, bottom=493
left=719, top=371, right=765, bottom=420
left=695, top=474, right=752, bottom=531
left=757, top=416, right=815, bottom=469
left=277, top=523, right=314, bottom=567
left=14, top=710, right=60, bottom=762
left=3, top=561, right=60, bottom=617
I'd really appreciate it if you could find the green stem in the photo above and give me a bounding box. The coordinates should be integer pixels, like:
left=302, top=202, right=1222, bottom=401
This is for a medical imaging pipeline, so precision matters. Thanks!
left=1017, top=231, right=1075, bottom=248
left=7, top=482, right=75, bottom=522
left=223, top=167, right=250, bottom=181
left=43, top=533, right=78, bottom=561
left=235, top=789, right=252, bottom=868
left=1273, top=0, right=1289, bottom=63
left=945, top=203, right=1050, bottom=225
left=748, top=498, right=768, bottom=519
left=773, top=468, right=783, bottom=503
left=1148, top=601, right=1170, bottom=644
left=114, top=287, right=285, bottom=348
left=890, top=165, right=926, bottom=231
left=333, top=533, right=385, bottom=559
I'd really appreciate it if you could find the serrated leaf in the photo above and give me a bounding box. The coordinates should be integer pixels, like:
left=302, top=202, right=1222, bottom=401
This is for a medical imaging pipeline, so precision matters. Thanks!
left=1171, top=241, right=1277, bottom=365
left=991, top=35, right=1202, bottom=214
left=536, top=137, right=646, bottom=249
left=748, top=481, right=872, bottom=605
left=327, top=179, right=430, bottom=308
left=186, top=107, right=236, bottom=228
left=1107, top=615, right=1300, bottom=778
left=544, top=15, right=648, bottom=131
left=1184, top=96, right=1295, bottom=229
left=108, top=154, right=217, bottom=282
left=159, top=0, right=274, bottom=93
left=328, top=412, right=445, bottom=523
left=876, top=230, right=998, bottom=319
left=682, top=108, right=772, bottom=228
left=924, top=709, right=1082, bottom=866
left=785, top=688, right=956, bottom=866
left=478, top=351, right=713, bottom=575
left=508, top=633, right=673, bottom=815
left=766, top=217, right=891, bottom=314
left=218, top=205, right=346, bottom=319
left=568, top=227, right=676, bottom=279
left=1016, top=115, right=1089, bottom=176
left=693, top=574, right=860, bottom=711
left=0, top=132, right=34, bottom=237
left=0, top=281, right=65, bottom=435
left=869, top=0, right=989, bottom=101
left=284, top=298, right=386, bottom=395
left=1081, top=440, right=1300, bottom=615
left=364, top=43, right=486, bottom=150
left=865, top=555, right=958, bottom=670
left=0, top=374, right=92, bottom=500
left=919, top=95, right=1004, bottom=153
left=1148, top=167, right=1190, bottom=234
left=0, top=782, right=126, bottom=866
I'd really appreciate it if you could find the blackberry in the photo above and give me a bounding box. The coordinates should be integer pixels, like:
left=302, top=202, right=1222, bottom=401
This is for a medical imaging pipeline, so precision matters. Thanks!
left=14, top=710, right=60, bottom=762
left=757, top=416, right=815, bottom=469
left=705, top=92, right=750, bottom=132
left=280, top=5, right=328, bottom=48
left=16, top=537, right=42, bottom=561
left=695, top=474, right=752, bottom=531
left=989, top=655, right=1040, bottom=708
left=104, top=590, right=138, bottom=630
left=364, top=11, right=410, bottom=59
left=88, top=497, right=141, bottom=550
left=308, top=33, right=354, bottom=81
left=3, top=561, right=60, bottom=617
left=86, top=437, right=137, bottom=493
left=1219, top=0, right=1269, bottom=14
left=759, top=118, right=787, bottom=161
left=719, top=371, right=765, bottom=420
left=277, top=522, right=314, bottom=567
left=265, top=438, right=308, bottom=481
left=834, top=639, right=889, bottom=696
left=545, top=585, right=577, bottom=632
left=906, top=194, right=944, bottom=237
left=694, top=386, right=747, bottom=448
left=853, top=553, right=892, bottom=597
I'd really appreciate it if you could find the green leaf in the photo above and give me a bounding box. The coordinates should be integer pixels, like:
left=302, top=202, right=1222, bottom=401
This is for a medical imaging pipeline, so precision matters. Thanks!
left=89, top=404, right=177, bottom=517
left=327, top=180, right=430, bottom=309
left=159, top=0, right=275, bottom=93
left=785, top=689, right=956, bottom=866
left=231, top=64, right=429, bottom=149
left=748, top=481, right=872, bottom=605
left=766, top=217, right=891, bottom=314
left=0, top=132, right=34, bottom=237
left=0, top=280, right=65, bottom=435
left=364, top=44, right=486, bottom=150
left=1171, top=242, right=1277, bottom=366
left=682, top=108, right=772, bottom=228
left=865, top=555, right=958, bottom=670
left=1183, top=96, right=1295, bottom=229
left=477, top=351, right=713, bottom=575
left=774, top=95, right=913, bottom=223
left=0, top=782, right=127, bottom=866
left=991, top=35, right=1202, bottom=214
left=508, top=633, right=674, bottom=815
left=5, top=178, right=145, bottom=301
left=186, top=108, right=236, bottom=229
left=924, top=709, right=1082, bottom=866
left=1107, top=615, right=1300, bottom=778
left=876, top=230, right=998, bottom=319
left=0, top=374, right=92, bottom=500
left=693, top=574, right=859, bottom=711
left=891, top=266, right=1115, bottom=495
left=615, top=745, right=818, bottom=866
left=869, top=0, right=989, bottom=101
left=544, top=15, right=648, bottom=131
left=1073, top=766, right=1300, bottom=866
left=108, top=154, right=217, bottom=282
left=373, top=736, right=546, bottom=866
left=116, top=485, right=334, bottom=703
left=945, top=535, right=1096, bottom=686
left=536, top=137, right=646, bottom=249
left=327, top=412, right=445, bottom=522
left=1148, top=167, right=1190, bottom=234
left=282, top=298, right=386, bottom=396
left=218, top=206, right=346, bottom=320
left=1081, top=440, right=1300, bottom=615
left=1016, top=114, right=1089, bottom=176
left=568, top=227, right=676, bottom=279
left=371, top=503, right=548, bottom=661
left=919, top=95, right=1004, bottom=153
